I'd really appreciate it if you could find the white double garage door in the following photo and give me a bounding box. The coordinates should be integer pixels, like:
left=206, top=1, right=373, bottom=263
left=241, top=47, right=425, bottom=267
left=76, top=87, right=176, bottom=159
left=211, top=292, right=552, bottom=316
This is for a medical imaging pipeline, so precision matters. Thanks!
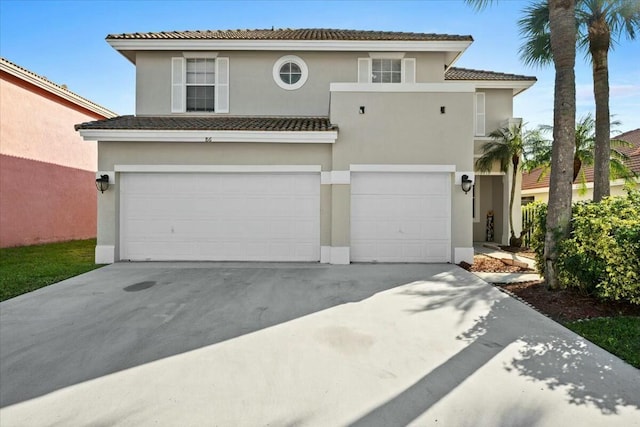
left=120, top=171, right=451, bottom=262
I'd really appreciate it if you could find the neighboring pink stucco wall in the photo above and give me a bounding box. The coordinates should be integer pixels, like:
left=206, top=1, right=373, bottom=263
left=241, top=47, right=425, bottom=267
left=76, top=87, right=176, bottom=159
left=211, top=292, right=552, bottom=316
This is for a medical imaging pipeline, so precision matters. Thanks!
left=0, top=74, right=98, bottom=170
left=0, top=155, right=97, bottom=247
left=0, top=71, right=104, bottom=247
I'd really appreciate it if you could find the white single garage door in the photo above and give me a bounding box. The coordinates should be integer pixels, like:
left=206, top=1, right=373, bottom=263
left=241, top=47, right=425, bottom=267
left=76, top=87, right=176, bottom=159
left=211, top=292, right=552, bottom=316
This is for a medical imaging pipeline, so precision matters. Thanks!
left=351, top=172, right=451, bottom=262
left=120, top=172, right=320, bottom=261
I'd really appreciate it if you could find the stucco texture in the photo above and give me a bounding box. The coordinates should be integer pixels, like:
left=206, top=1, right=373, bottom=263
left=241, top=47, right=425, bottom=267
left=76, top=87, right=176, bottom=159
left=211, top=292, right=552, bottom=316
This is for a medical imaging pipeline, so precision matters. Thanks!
left=0, top=155, right=97, bottom=247
left=0, top=71, right=101, bottom=247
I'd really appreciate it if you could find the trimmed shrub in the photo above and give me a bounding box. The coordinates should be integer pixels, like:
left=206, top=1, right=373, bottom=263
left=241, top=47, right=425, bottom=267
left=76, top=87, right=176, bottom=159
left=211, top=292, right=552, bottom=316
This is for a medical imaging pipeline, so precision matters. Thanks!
left=530, top=190, right=640, bottom=305
left=529, top=202, right=547, bottom=276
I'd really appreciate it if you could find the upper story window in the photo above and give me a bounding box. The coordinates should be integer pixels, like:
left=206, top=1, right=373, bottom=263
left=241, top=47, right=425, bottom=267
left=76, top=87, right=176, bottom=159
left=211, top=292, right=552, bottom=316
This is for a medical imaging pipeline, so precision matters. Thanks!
left=186, top=58, right=215, bottom=111
left=171, top=54, right=229, bottom=113
left=372, top=59, right=401, bottom=83
left=273, top=55, right=308, bottom=90
left=357, top=54, right=415, bottom=84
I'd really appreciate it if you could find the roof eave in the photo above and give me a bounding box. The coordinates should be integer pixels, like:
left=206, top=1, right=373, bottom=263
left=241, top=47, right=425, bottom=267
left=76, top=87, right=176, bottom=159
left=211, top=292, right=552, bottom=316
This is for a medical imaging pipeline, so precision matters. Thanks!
left=77, top=128, right=338, bottom=144
left=107, top=39, right=473, bottom=64
left=469, top=79, right=537, bottom=96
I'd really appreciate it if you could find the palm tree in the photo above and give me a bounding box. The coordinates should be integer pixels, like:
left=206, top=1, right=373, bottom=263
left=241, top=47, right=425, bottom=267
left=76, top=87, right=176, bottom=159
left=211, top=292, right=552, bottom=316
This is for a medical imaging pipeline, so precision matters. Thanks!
left=476, top=124, right=527, bottom=247
left=519, top=0, right=640, bottom=202
left=467, top=0, right=578, bottom=289
left=543, top=0, right=578, bottom=290
left=524, top=114, right=636, bottom=195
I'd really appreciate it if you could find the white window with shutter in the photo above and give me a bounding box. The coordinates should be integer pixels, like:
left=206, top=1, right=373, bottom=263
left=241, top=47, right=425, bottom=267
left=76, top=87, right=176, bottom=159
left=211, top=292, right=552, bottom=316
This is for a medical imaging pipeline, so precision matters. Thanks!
left=171, top=55, right=229, bottom=113
left=475, top=92, right=486, bottom=136
left=358, top=55, right=415, bottom=84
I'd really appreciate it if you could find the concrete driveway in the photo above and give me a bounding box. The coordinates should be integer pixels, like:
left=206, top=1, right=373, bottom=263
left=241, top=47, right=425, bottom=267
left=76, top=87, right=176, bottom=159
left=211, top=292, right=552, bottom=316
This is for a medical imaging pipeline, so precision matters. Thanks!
left=1, top=263, right=639, bottom=426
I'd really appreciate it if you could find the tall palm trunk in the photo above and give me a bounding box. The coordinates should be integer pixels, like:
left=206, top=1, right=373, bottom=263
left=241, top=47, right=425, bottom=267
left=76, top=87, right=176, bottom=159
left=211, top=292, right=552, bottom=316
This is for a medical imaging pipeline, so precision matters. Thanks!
left=509, top=154, right=519, bottom=244
left=590, top=15, right=611, bottom=202
left=544, top=0, right=576, bottom=290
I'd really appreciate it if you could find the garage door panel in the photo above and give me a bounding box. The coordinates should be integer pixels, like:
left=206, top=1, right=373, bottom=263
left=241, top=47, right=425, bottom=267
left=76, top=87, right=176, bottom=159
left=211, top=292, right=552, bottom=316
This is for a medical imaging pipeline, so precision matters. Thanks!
left=351, top=172, right=451, bottom=263
left=120, top=172, right=320, bottom=261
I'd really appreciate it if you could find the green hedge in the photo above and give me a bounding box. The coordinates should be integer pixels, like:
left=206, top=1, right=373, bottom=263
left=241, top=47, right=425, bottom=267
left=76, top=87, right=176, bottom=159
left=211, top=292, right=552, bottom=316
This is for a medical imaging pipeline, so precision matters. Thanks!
left=531, top=190, right=640, bottom=305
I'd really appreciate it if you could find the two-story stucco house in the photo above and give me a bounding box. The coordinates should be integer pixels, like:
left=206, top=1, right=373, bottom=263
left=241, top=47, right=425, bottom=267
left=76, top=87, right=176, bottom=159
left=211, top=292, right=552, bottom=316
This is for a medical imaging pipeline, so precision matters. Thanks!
left=75, top=28, right=536, bottom=265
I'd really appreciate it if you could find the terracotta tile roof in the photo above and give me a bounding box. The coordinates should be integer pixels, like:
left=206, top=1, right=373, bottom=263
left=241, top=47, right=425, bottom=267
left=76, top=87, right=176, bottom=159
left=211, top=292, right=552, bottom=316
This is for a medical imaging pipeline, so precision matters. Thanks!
left=106, top=28, right=472, bottom=42
left=75, top=116, right=337, bottom=132
left=522, top=128, right=640, bottom=190
left=446, top=67, right=536, bottom=81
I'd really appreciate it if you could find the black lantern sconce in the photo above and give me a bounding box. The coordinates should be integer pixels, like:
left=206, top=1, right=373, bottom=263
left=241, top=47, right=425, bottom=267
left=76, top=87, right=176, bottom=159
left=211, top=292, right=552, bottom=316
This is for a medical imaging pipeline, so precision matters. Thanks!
left=461, top=174, right=473, bottom=194
left=96, top=174, right=110, bottom=193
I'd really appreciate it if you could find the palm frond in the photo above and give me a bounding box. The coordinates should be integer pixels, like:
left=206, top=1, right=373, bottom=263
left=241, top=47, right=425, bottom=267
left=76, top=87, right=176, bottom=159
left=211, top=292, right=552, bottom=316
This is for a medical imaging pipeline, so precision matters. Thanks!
left=518, top=1, right=553, bottom=66
left=464, top=0, right=498, bottom=12
left=476, top=124, right=523, bottom=174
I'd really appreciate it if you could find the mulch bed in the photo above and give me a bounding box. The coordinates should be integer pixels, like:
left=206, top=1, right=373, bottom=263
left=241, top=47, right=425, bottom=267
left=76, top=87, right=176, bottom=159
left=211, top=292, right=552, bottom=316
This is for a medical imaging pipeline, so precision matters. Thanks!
left=461, top=254, right=640, bottom=322
left=501, top=281, right=640, bottom=322
left=460, top=254, right=532, bottom=273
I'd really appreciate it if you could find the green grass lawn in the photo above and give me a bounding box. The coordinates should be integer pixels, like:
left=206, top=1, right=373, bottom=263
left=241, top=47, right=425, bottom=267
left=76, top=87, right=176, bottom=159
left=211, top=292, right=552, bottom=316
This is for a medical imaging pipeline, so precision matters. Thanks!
left=0, top=239, right=103, bottom=302
left=565, top=317, right=640, bottom=368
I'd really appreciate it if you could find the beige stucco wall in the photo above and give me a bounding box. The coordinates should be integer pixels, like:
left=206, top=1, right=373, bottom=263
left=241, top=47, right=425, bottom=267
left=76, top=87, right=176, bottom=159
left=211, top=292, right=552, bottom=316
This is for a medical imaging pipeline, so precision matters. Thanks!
left=479, top=89, right=513, bottom=136
left=0, top=75, right=97, bottom=171
left=135, top=51, right=449, bottom=116
left=329, top=89, right=475, bottom=251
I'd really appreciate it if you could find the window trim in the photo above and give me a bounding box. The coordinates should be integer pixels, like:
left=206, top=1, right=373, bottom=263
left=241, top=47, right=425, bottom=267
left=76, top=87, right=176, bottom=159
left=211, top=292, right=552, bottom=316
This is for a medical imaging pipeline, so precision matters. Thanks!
left=185, top=58, right=216, bottom=112
left=357, top=55, right=416, bottom=84
left=273, top=55, right=308, bottom=90
left=171, top=56, right=229, bottom=114
left=371, top=58, right=403, bottom=84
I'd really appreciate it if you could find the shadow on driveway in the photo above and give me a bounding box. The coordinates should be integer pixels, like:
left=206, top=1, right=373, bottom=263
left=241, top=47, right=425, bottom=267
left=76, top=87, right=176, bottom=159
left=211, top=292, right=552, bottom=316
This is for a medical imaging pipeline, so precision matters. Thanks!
left=1, top=262, right=455, bottom=407
left=2, top=262, right=639, bottom=426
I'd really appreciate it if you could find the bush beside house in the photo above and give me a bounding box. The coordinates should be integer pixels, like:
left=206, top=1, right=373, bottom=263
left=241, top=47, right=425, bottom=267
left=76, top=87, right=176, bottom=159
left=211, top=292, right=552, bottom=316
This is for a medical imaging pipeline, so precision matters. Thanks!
left=531, top=191, right=640, bottom=305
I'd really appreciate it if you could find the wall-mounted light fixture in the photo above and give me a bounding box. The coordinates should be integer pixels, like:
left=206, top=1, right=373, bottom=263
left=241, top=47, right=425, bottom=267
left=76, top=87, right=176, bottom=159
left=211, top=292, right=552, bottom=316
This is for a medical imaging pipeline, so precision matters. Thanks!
left=461, top=174, right=473, bottom=194
left=96, top=174, right=110, bottom=193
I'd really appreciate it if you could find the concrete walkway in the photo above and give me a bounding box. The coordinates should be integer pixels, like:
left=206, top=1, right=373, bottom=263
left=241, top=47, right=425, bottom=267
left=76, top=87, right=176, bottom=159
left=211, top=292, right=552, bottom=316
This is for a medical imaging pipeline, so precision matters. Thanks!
left=1, top=263, right=638, bottom=426
left=473, top=243, right=543, bottom=283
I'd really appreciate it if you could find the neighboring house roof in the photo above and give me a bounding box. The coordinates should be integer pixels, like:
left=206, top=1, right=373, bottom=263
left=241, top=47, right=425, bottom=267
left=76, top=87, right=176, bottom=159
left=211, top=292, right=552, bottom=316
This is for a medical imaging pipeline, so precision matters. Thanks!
left=0, top=57, right=117, bottom=118
left=106, top=28, right=473, bottom=42
left=75, top=116, right=336, bottom=132
left=445, top=67, right=536, bottom=82
left=522, top=128, right=640, bottom=191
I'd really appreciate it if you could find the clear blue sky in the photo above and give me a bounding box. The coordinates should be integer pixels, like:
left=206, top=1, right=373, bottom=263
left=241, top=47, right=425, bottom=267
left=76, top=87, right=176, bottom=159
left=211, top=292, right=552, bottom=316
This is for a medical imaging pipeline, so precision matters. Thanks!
left=1, top=0, right=638, bottom=131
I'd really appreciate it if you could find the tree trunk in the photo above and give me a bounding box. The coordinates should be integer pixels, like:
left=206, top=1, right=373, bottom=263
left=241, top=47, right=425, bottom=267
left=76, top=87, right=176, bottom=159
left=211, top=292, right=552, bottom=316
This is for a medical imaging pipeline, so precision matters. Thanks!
left=573, top=156, right=581, bottom=182
left=509, top=154, right=519, bottom=240
left=590, top=16, right=611, bottom=202
left=544, top=0, right=576, bottom=290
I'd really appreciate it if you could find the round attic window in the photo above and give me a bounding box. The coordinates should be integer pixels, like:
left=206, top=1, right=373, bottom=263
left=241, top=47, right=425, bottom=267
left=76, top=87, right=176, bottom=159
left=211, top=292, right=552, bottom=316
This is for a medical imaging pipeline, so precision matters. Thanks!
left=273, top=55, right=308, bottom=90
